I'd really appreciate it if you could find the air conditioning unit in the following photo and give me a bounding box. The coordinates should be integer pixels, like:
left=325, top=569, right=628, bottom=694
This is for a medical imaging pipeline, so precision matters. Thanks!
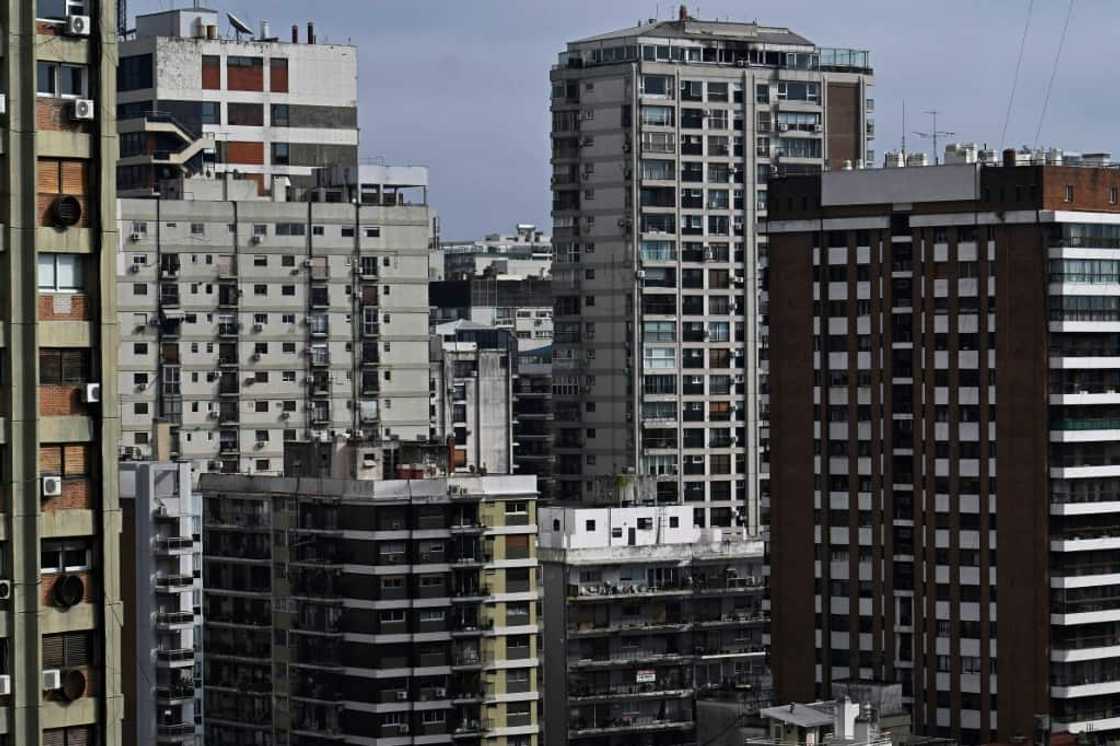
left=70, top=99, right=95, bottom=121
left=736, top=59, right=749, bottom=68
left=250, top=235, right=262, bottom=244
left=399, top=725, right=410, bottom=735
left=208, top=460, right=221, bottom=469
left=128, top=265, right=140, bottom=274
left=0, top=94, right=6, bottom=115
left=396, top=691, right=408, bottom=701
left=280, top=412, right=290, bottom=420
left=251, top=353, right=261, bottom=361
left=622, top=142, right=632, bottom=153
left=434, top=687, right=447, bottom=698
left=65, top=13, right=90, bottom=36
left=777, top=123, right=789, bottom=132
left=207, top=411, right=218, bottom=419
left=129, top=232, right=142, bottom=242
left=0, top=674, right=10, bottom=696
left=82, top=383, right=101, bottom=404
left=255, top=440, right=267, bottom=449
left=302, top=259, right=313, bottom=267
left=814, top=124, right=823, bottom=133
left=41, top=476, right=63, bottom=498
left=43, top=670, right=61, bottom=691
left=0, top=581, right=10, bottom=600
left=252, top=323, right=263, bottom=332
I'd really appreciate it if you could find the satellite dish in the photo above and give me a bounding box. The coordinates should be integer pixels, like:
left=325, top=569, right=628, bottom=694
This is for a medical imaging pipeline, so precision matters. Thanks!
left=227, top=13, right=253, bottom=37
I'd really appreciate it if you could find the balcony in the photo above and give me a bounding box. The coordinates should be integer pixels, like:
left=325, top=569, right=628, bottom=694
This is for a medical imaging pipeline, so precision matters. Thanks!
left=156, top=723, right=195, bottom=742
left=156, top=682, right=195, bottom=702
left=218, top=322, right=239, bottom=337
left=156, top=610, right=195, bottom=628
left=156, top=574, right=194, bottom=593
left=156, top=647, right=195, bottom=666
left=155, top=536, right=194, bottom=555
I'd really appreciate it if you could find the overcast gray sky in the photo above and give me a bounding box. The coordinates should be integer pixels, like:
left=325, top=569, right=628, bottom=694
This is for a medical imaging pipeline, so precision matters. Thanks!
left=131, top=1, right=1110, bottom=239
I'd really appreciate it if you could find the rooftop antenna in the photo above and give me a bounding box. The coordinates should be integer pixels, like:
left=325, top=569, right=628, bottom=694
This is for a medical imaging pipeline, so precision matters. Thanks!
left=901, top=100, right=906, bottom=157
left=913, top=109, right=955, bottom=165
left=117, top=0, right=126, bottom=38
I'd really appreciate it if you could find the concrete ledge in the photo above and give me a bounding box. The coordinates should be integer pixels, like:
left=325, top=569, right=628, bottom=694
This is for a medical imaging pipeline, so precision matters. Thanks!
left=37, top=130, right=91, bottom=159
left=39, top=321, right=91, bottom=347
left=37, top=227, right=93, bottom=252
left=41, top=602, right=96, bottom=635
left=39, top=416, right=92, bottom=443
left=41, top=508, right=94, bottom=538
left=41, top=696, right=98, bottom=730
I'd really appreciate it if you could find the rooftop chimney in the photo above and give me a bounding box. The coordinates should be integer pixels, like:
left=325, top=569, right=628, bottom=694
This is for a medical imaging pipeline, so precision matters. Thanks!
left=679, top=4, right=688, bottom=21
left=259, top=20, right=270, bottom=39
left=291, top=24, right=299, bottom=43
left=307, top=21, right=316, bottom=44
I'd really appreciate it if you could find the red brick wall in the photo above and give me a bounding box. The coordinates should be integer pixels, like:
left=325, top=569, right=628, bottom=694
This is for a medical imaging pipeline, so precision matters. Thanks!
left=39, top=293, right=91, bottom=321
left=39, top=385, right=83, bottom=416
left=1042, top=166, right=1120, bottom=212
left=226, top=141, right=264, bottom=165
left=36, top=22, right=60, bottom=36
left=39, top=445, right=93, bottom=510
left=41, top=571, right=95, bottom=606
left=36, top=99, right=91, bottom=133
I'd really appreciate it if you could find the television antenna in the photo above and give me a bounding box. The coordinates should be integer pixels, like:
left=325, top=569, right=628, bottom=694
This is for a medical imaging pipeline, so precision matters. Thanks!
left=913, top=110, right=955, bottom=165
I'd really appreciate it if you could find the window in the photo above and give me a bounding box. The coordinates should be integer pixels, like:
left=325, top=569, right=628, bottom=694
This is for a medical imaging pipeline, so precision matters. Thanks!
left=41, top=540, right=91, bottom=573
left=271, top=104, right=290, bottom=127
left=36, top=61, right=88, bottom=98
left=281, top=285, right=295, bottom=296
left=133, top=343, right=148, bottom=355
left=190, top=223, right=205, bottom=235
left=37, top=0, right=87, bottom=21
left=276, top=223, right=305, bottom=236
left=227, top=102, right=264, bottom=126
left=200, top=101, right=220, bottom=125
left=255, top=401, right=269, bottom=413
left=37, top=254, right=84, bottom=292
left=272, top=143, right=290, bottom=165
left=39, top=349, right=90, bottom=384
left=585, top=520, right=596, bottom=531
left=281, top=256, right=295, bottom=267
left=42, top=632, right=92, bottom=669
left=1065, top=185, right=1075, bottom=203
left=270, top=58, right=289, bottom=92
left=254, top=284, right=267, bottom=296
left=282, top=371, right=296, bottom=383
left=777, top=81, right=820, bottom=102
left=117, top=53, right=153, bottom=92
left=282, top=313, right=296, bottom=323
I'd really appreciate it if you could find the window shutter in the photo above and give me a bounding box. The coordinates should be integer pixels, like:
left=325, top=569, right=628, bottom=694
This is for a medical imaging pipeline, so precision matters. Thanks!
left=43, top=729, right=65, bottom=746
left=64, top=632, right=91, bottom=666
left=42, top=634, right=64, bottom=667
left=66, top=725, right=92, bottom=746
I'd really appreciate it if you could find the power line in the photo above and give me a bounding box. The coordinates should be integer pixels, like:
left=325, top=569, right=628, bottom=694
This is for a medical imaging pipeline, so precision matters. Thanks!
left=1034, top=0, right=1075, bottom=149
left=1000, top=0, right=1034, bottom=148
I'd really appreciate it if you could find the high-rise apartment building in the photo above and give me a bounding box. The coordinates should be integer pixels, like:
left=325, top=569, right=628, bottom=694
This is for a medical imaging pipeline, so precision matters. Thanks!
left=0, top=1, right=123, bottom=743
left=117, top=7, right=358, bottom=195
left=200, top=469, right=541, bottom=746
left=549, top=7, right=873, bottom=528
left=116, top=166, right=433, bottom=478
left=119, top=461, right=202, bottom=746
left=767, top=149, right=1120, bottom=744
left=431, top=276, right=554, bottom=351
left=539, top=504, right=768, bottom=746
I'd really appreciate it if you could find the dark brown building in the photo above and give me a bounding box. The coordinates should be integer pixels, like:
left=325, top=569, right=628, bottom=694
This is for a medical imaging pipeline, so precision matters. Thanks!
left=766, top=151, right=1120, bottom=745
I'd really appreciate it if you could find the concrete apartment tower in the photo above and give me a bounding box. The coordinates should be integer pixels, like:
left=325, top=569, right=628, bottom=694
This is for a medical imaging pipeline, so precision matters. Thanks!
left=767, top=147, right=1120, bottom=744
left=119, top=461, right=201, bottom=746
left=117, top=7, right=358, bottom=196
left=549, top=6, right=873, bottom=528
left=116, top=166, right=433, bottom=478
left=200, top=464, right=541, bottom=745
left=2, top=0, right=122, bottom=743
